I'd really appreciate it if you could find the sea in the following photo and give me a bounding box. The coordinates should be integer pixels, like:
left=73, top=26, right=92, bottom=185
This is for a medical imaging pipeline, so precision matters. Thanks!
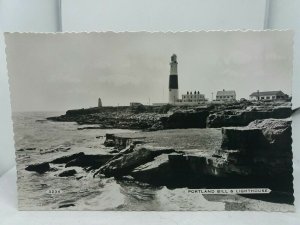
left=13, top=111, right=226, bottom=211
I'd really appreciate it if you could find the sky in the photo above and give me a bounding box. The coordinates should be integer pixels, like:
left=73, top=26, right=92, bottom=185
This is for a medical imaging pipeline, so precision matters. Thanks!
left=5, top=31, right=293, bottom=112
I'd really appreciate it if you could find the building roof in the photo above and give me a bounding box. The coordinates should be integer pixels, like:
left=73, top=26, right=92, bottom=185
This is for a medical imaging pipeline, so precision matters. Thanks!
left=216, top=90, right=236, bottom=96
left=249, top=91, right=286, bottom=97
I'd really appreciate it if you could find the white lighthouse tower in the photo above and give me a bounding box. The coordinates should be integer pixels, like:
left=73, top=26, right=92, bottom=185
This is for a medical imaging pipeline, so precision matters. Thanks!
left=98, top=98, right=102, bottom=107
left=168, top=54, right=179, bottom=104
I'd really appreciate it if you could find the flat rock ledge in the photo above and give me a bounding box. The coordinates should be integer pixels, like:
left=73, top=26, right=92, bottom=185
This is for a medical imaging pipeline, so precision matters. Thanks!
left=96, top=118, right=293, bottom=203
left=58, top=169, right=77, bottom=177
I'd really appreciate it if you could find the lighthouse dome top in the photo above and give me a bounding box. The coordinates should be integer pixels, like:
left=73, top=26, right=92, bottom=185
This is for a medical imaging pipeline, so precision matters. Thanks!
left=171, top=54, right=177, bottom=62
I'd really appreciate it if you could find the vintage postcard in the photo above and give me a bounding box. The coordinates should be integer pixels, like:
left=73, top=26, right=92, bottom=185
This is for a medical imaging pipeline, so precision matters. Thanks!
left=5, top=31, right=294, bottom=211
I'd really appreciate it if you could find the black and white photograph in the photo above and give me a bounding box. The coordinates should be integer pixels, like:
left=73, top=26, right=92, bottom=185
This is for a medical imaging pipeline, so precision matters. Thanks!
left=5, top=31, right=294, bottom=211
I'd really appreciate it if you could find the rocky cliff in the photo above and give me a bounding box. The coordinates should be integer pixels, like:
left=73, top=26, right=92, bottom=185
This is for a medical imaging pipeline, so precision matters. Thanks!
left=47, top=101, right=292, bottom=130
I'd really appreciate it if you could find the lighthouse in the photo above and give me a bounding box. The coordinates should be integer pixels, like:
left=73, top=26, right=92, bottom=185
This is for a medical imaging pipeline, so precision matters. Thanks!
left=169, top=54, right=179, bottom=104
left=98, top=98, right=102, bottom=107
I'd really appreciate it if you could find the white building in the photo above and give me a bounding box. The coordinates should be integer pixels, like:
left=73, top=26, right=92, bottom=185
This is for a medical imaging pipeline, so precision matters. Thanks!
left=249, top=91, right=288, bottom=101
left=181, top=91, right=206, bottom=104
left=216, top=89, right=236, bottom=101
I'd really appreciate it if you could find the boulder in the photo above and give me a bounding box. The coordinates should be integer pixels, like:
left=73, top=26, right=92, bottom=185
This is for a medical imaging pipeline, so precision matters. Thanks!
left=247, top=118, right=292, bottom=151
left=221, top=127, right=265, bottom=152
left=130, top=152, right=206, bottom=186
left=25, top=162, right=50, bottom=174
left=104, top=133, right=146, bottom=150
left=58, top=169, right=77, bottom=177
left=51, top=152, right=85, bottom=164
left=160, top=110, right=209, bottom=129
left=103, top=133, right=129, bottom=149
left=59, top=203, right=75, bottom=208
left=204, top=156, right=253, bottom=177
left=104, top=139, right=115, bottom=147
left=65, top=154, right=114, bottom=169
left=221, top=118, right=292, bottom=155
left=214, top=149, right=251, bottom=164
left=98, top=145, right=175, bottom=177
left=131, top=154, right=172, bottom=184
left=149, top=122, right=164, bottom=131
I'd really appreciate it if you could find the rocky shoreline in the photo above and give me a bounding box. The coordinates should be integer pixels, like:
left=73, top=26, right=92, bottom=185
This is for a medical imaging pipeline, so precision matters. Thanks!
left=47, top=101, right=292, bottom=130
left=23, top=100, right=294, bottom=206
left=26, top=116, right=293, bottom=204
